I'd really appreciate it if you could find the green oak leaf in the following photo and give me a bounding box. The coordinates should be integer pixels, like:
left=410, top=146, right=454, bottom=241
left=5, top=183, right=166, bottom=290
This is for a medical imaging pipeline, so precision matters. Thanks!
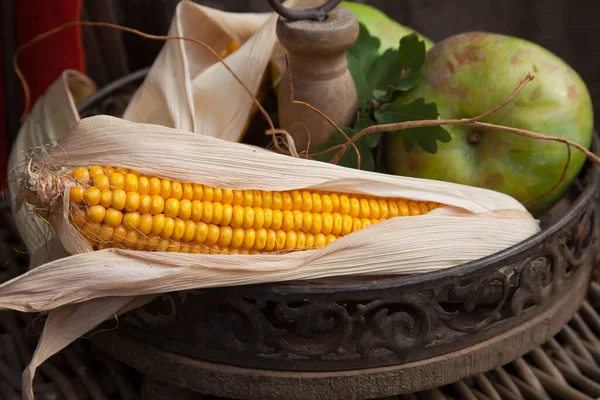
left=348, top=29, right=427, bottom=106
left=314, top=118, right=380, bottom=171
left=374, top=98, right=451, bottom=153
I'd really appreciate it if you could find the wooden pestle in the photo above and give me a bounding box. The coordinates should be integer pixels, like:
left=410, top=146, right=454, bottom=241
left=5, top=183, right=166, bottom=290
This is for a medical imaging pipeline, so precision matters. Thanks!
left=276, top=4, right=359, bottom=153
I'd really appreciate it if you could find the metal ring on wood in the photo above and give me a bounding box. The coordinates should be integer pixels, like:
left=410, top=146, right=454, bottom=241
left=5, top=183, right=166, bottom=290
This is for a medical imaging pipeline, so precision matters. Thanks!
left=266, top=0, right=343, bottom=21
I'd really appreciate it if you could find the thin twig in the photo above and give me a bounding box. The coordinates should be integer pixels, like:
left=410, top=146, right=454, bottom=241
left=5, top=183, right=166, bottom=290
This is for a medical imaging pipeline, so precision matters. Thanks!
left=280, top=53, right=361, bottom=167
left=13, top=21, right=276, bottom=135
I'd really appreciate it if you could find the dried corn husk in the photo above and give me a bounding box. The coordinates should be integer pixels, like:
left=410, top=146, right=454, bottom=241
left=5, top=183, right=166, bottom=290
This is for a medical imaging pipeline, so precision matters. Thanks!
left=4, top=115, right=539, bottom=398
left=4, top=114, right=540, bottom=312
left=7, top=70, right=96, bottom=256
left=122, top=0, right=276, bottom=141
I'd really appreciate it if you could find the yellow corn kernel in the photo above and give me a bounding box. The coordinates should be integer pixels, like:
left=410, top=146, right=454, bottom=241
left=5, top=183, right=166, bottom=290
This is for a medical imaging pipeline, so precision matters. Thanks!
left=165, top=198, right=180, bottom=217
left=160, top=179, right=171, bottom=198
left=182, top=183, right=194, bottom=200
left=156, top=239, right=169, bottom=252
left=146, top=236, right=160, bottom=251
left=397, top=201, right=409, bottom=216
left=301, top=212, right=313, bottom=233
left=178, top=199, right=192, bottom=220
left=262, top=191, right=272, bottom=208
left=194, top=222, right=209, bottom=244
left=221, top=189, right=234, bottom=205
left=171, top=182, right=183, bottom=200
left=311, top=193, right=322, bottom=213
left=87, top=205, right=106, bottom=224
left=282, top=192, right=293, bottom=211
left=419, top=203, right=429, bottom=215
left=205, top=224, right=220, bottom=246
left=93, top=175, right=110, bottom=191
left=339, top=195, right=350, bottom=215
left=349, top=197, right=360, bottom=217
left=104, top=208, right=123, bottom=227
left=192, top=184, right=204, bottom=201
left=322, top=213, right=333, bottom=235
left=138, top=194, right=152, bottom=214
left=271, top=210, right=283, bottom=230
left=275, top=229, right=286, bottom=250
left=124, top=174, right=139, bottom=192
left=212, top=202, right=224, bottom=225
left=150, top=195, right=165, bottom=214
left=98, top=224, right=114, bottom=243
left=190, top=200, right=203, bottom=222
left=138, top=214, right=153, bottom=235
left=201, top=201, right=213, bottom=224
left=218, top=226, right=233, bottom=247
left=160, top=217, right=175, bottom=239
left=242, top=228, right=256, bottom=250
left=326, top=234, right=337, bottom=245
left=172, top=219, right=186, bottom=241
left=330, top=194, right=340, bottom=213
left=241, top=190, right=252, bottom=207
left=388, top=201, right=399, bottom=217
left=291, top=191, right=302, bottom=210
left=265, top=230, right=277, bottom=251
left=70, top=186, right=85, bottom=203
left=301, top=191, right=312, bottom=212
left=89, top=166, right=104, bottom=178
left=321, top=194, right=332, bottom=213
left=109, top=172, right=125, bottom=190
left=213, top=188, right=223, bottom=203
left=232, top=190, right=244, bottom=205
left=341, top=215, right=353, bottom=235
left=305, top=232, right=315, bottom=249
left=314, top=233, right=327, bottom=248
left=125, top=192, right=140, bottom=212
left=271, top=192, right=283, bottom=210
left=200, top=186, right=213, bottom=202
left=359, top=199, right=370, bottom=219
left=138, top=176, right=150, bottom=195
left=292, top=210, right=303, bottom=231
left=311, top=214, right=322, bottom=235
left=331, top=213, right=343, bottom=235
left=124, top=230, right=139, bottom=248
left=252, top=207, right=264, bottom=229
left=111, top=190, right=126, bottom=210
left=100, top=190, right=112, bottom=208
left=281, top=210, right=294, bottom=232
left=112, top=225, right=127, bottom=243
left=221, top=204, right=233, bottom=226
left=149, top=177, right=161, bottom=195
left=254, top=228, right=267, bottom=250
left=182, top=220, right=196, bottom=242
left=123, top=212, right=141, bottom=230
left=72, top=167, right=90, bottom=184
left=231, top=227, right=245, bottom=248
left=84, top=187, right=101, bottom=206
left=151, top=215, right=166, bottom=235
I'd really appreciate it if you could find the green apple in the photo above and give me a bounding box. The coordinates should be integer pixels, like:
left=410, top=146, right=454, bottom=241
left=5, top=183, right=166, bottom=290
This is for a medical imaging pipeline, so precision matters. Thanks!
left=340, top=1, right=434, bottom=52
left=383, top=32, right=594, bottom=216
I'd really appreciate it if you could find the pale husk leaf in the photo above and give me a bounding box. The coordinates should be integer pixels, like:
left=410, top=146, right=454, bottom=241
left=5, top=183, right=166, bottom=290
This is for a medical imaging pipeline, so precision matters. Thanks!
left=7, top=70, right=96, bottom=256
left=121, top=0, right=275, bottom=140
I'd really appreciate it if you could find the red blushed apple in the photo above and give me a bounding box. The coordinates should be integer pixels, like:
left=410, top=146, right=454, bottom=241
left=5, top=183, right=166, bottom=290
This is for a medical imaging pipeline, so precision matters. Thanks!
left=384, top=32, right=594, bottom=216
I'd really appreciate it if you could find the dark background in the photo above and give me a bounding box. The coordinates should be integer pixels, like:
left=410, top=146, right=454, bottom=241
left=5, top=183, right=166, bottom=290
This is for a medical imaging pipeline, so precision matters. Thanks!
left=107, top=0, right=600, bottom=117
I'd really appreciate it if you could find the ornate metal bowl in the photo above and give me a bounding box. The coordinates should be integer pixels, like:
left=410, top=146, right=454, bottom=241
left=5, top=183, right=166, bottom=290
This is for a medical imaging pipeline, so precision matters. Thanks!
left=84, top=70, right=600, bottom=399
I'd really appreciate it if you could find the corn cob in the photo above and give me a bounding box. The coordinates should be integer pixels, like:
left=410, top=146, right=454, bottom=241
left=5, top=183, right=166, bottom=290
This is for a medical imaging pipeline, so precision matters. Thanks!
left=29, top=166, right=443, bottom=254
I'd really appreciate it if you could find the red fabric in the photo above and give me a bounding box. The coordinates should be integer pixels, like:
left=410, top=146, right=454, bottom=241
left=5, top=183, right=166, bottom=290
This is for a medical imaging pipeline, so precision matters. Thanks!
left=0, top=0, right=84, bottom=185
left=17, top=0, right=85, bottom=107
